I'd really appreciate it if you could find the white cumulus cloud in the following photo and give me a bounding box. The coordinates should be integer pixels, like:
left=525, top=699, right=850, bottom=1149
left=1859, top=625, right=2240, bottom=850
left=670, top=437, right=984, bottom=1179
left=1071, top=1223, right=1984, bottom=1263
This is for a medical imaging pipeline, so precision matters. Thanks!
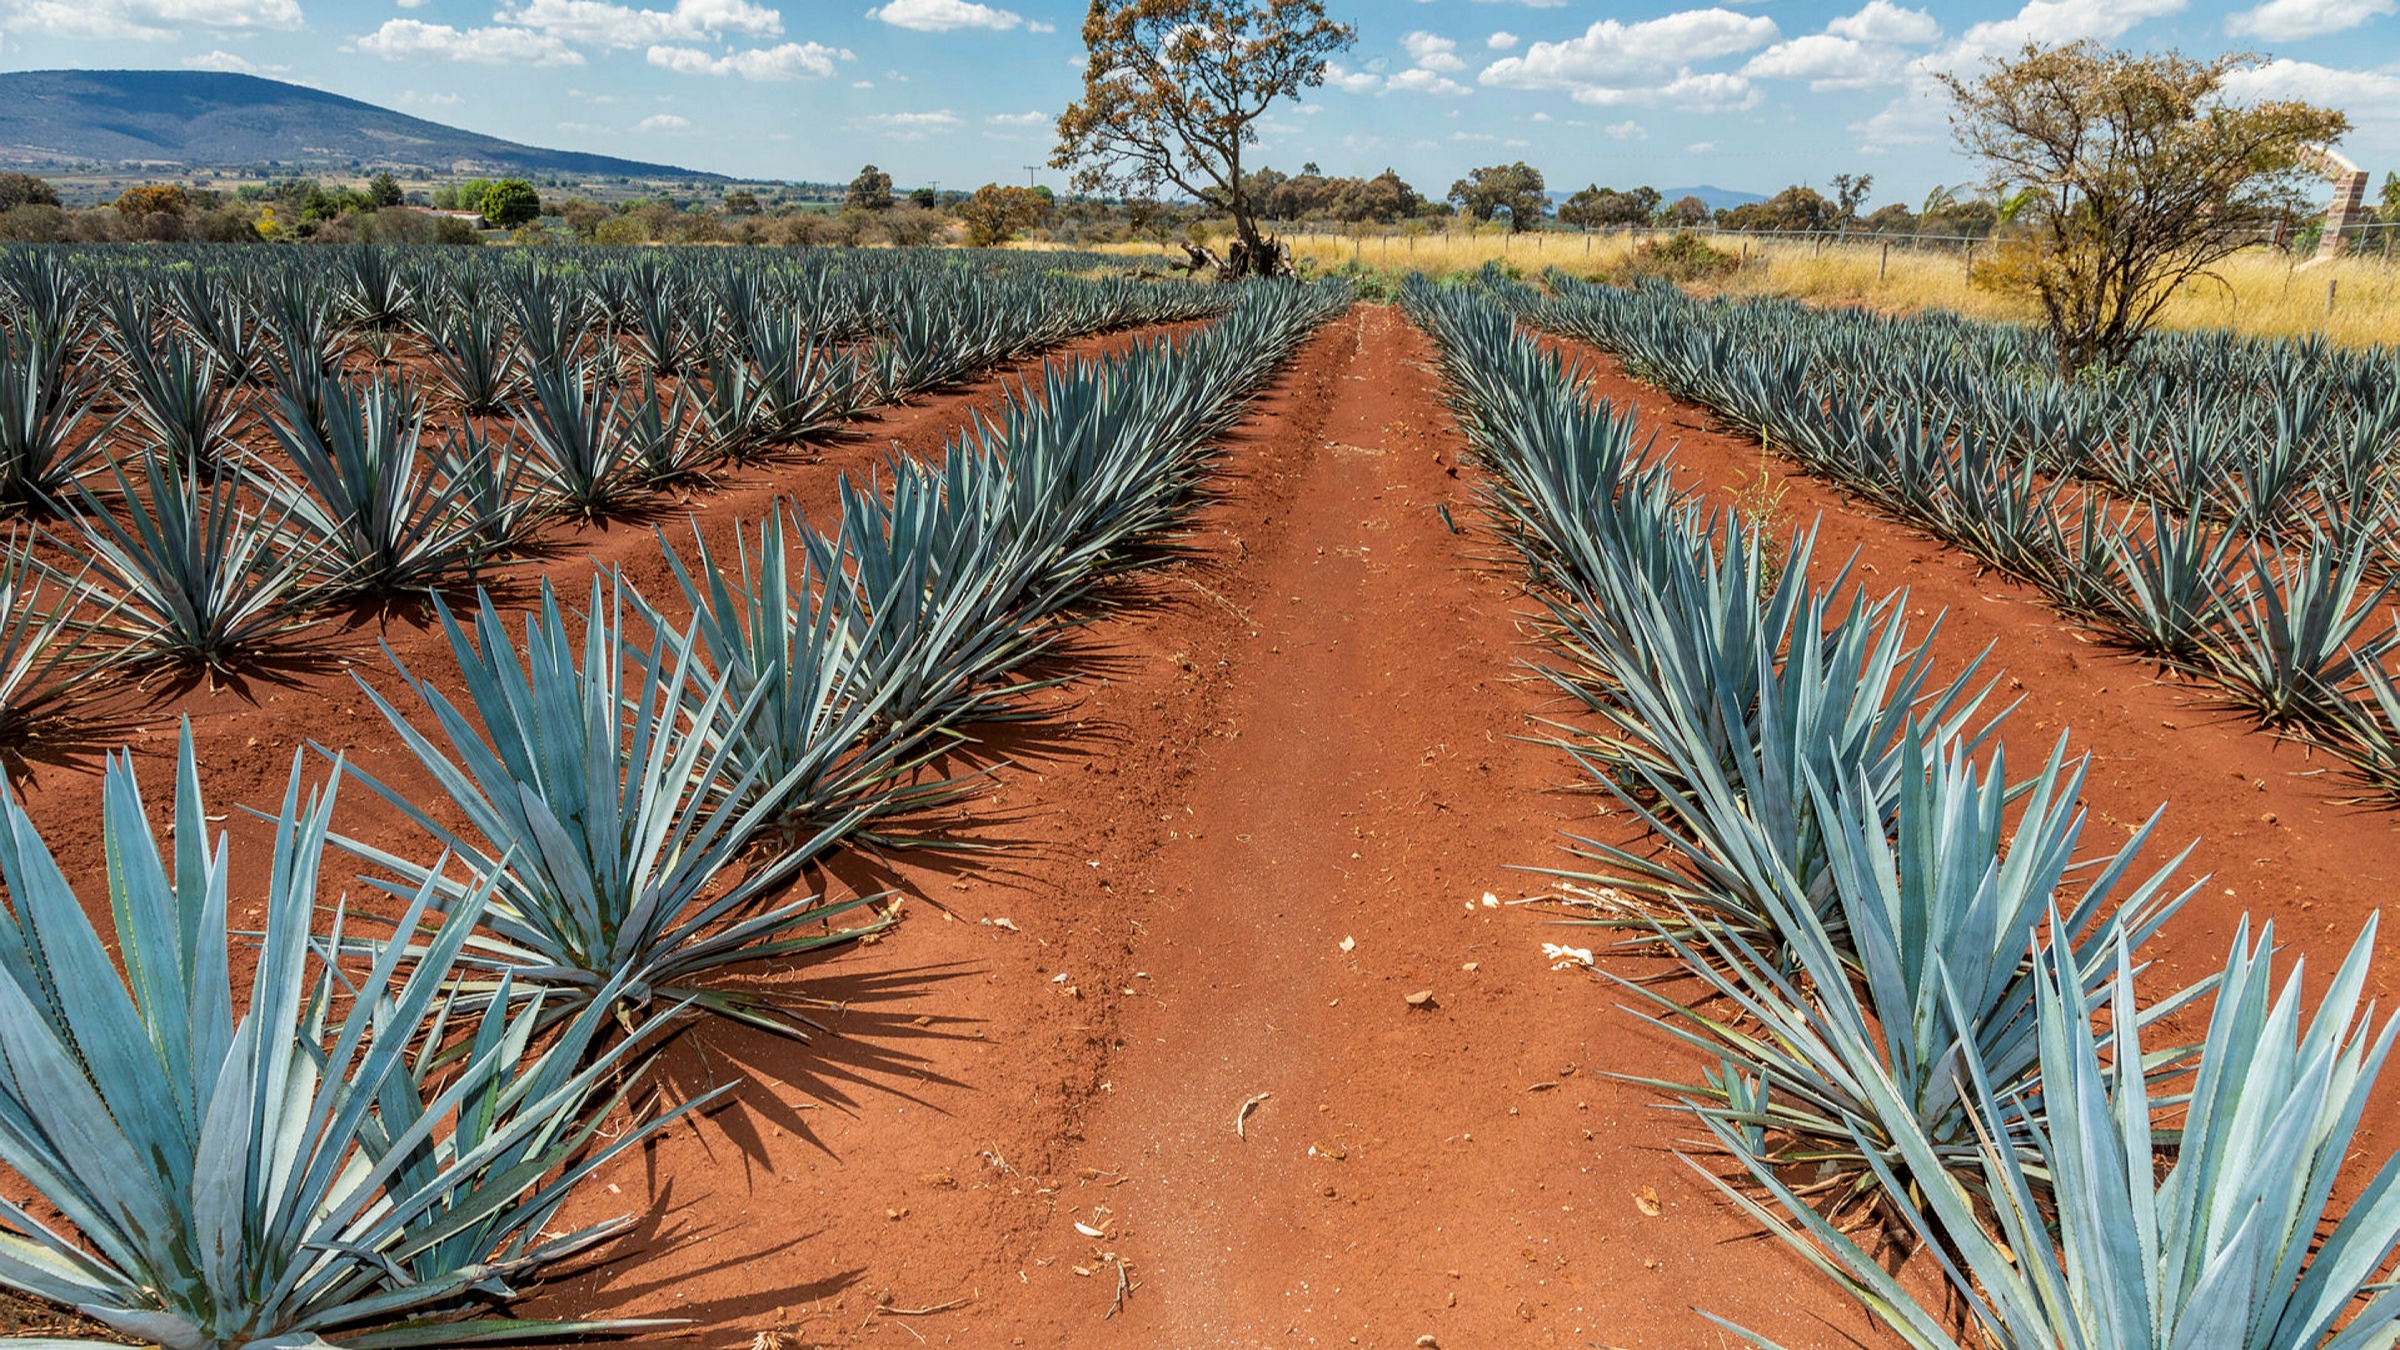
left=867, top=0, right=1022, bottom=31
left=1387, top=66, right=1472, bottom=96
left=849, top=109, right=965, bottom=139
left=2227, top=0, right=2395, bottom=37
left=1949, top=0, right=2185, bottom=65
left=180, top=48, right=288, bottom=73
left=985, top=109, right=1046, bottom=126
left=1479, top=8, right=1778, bottom=109
left=1403, top=31, right=1466, bottom=72
left=1487, top=30, right=1518, bottom=48
left=497, top=0, right=780, bottom=47
left=6, top=0, right=301, bottom=41
left=1829, top=0, right=1941, bottom=44
left=1323, top=62, right=1381, bottom=93
left=356, top=19, right=584, bottom=65
left=646, top=40, right=849, bottom=78
left=1744, top=33, right=1909, bottom=88
left=2222, top=56, right=2400, bottom=110
left=636, top=112, right=691, bottom=130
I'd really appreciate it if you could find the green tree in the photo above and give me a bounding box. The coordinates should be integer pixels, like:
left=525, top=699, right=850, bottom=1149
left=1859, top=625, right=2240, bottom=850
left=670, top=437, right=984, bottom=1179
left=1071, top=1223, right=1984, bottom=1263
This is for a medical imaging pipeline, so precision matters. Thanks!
left=1558, top=184, right=1659, bottom=229
left=0, top=174, right=60, bottom=212
left=958, top=183, right=1051, bottom=246
left=1662, top=194, right=1711, bottom=227
left=1449, top=162, right=1547, bottom=232
left=1053, top=0, right=1356, bottom=276
left=1828, top=171, right=1873, bottom=225
left=480, top=179, right=542, bottom=229
left=846, top=165, right=894, bottom=212
left=366, top=171, right=404, bottom=208
left=1718, top=186, right=1830, bottom=232
left=722, top=188, right=762, bottom=216
left=1944, top=42, right=2347, bottom=377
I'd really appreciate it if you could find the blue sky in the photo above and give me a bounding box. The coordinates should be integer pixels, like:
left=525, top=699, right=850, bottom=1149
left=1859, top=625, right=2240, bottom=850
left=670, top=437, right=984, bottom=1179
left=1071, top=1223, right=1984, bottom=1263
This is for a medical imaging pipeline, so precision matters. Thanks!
left=0, top=0, right=2393, bottom=208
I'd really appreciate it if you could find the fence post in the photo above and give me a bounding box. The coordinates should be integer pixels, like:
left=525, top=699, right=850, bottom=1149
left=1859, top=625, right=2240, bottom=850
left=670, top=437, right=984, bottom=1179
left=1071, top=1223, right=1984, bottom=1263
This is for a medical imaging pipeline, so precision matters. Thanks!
left=1879, top=241, right=1889, bottom=281
left=2327, top=277, right=2339, bottom=315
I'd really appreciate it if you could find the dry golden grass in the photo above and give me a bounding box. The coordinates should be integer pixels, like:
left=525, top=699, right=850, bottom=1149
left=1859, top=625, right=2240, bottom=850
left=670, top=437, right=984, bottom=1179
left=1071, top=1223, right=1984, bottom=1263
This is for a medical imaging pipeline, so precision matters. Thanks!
left=1039, top=229, right=2400, bottom=348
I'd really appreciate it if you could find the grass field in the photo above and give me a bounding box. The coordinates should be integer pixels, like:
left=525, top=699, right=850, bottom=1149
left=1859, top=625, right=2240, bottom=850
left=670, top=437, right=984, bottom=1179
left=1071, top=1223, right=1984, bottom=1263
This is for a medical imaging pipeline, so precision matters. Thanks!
left=1059, top=229, right=2400, bottom=347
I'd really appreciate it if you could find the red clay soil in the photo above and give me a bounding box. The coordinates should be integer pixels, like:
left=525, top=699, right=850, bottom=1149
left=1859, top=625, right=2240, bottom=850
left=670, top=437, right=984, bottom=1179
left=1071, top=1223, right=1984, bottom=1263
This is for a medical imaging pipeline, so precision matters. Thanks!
left=1551, top=339, right=2400, bottom=1137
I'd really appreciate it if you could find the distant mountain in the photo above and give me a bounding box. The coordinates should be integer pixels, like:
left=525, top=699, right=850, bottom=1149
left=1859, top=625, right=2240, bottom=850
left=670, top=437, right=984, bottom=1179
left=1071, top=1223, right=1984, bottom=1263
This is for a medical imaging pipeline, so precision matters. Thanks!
left=1657, top=184, right=1767, bottom=211
left=0, top=69, right=716, bottom=179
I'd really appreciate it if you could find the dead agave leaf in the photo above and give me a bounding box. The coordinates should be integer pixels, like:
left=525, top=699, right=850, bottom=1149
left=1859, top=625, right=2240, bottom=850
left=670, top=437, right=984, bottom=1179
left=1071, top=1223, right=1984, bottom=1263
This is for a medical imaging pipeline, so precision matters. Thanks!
left=1075, top=1221, right=1107, bottom=1238
left=1635, top=1185, right=1663, bottom=1218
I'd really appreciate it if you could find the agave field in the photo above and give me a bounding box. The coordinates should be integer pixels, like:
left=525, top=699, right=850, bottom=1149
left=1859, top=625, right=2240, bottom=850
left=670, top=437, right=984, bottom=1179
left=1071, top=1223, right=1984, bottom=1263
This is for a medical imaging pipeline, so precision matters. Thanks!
left=1409, top=272, right=2400, bottom=1347
left=0, top=241, right=2395, bottom=1348
left=0, top=242, right=1351, bottom=1347
left=1522, top=275, right=2400, bottom=797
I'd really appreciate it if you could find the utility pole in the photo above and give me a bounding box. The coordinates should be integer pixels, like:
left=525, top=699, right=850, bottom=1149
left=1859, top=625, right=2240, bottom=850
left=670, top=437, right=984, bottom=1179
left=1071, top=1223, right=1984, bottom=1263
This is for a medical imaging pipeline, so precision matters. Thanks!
left=1023, top=165, right=1039, bottom=188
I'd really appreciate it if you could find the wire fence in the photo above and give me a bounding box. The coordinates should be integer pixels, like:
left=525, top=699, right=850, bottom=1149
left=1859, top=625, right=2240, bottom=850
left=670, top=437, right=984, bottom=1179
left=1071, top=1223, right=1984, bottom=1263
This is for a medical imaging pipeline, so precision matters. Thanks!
left=1260, top=217, right=2400, bottom=272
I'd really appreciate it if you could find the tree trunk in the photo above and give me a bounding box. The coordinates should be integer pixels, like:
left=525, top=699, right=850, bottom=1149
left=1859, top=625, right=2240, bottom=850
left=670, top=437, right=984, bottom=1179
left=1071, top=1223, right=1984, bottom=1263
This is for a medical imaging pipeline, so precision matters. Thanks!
left=1225, top=209, right=1292, bottom=279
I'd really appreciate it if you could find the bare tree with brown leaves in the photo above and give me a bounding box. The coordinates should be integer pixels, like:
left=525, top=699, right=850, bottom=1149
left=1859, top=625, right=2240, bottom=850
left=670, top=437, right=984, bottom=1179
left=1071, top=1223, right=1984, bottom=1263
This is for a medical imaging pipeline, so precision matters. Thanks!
left=1943, top=42, right=2347, bottom=378
left=1052, top=0, right=1354, bottom=278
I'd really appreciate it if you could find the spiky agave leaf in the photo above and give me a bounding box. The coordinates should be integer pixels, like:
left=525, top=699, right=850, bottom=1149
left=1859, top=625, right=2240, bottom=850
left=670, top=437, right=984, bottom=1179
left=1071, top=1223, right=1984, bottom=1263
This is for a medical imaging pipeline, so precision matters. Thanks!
left=0, top=325, right=108, bottom=512
left=109, top=293, right=243, bottom=481
left=2208, top=528, right=2394, bottom=729
left=329, top=573, right=882, bottom=1036
left=423, top=310, right=522, bottom=417
left=655, top=507, right=929, bottom=833
left=0, top=533, right=113, bottom=750
left=262, top=372, right=493, bottom=596
left=66, top=452, right=333, bottom=671
left=514, top=362, right=640, bottom=520
left=1700, top=917, right=2400, bottom=1350
left=436, top=424, right=542, bottom=563
left=0, top=723, right=693, bottom=1350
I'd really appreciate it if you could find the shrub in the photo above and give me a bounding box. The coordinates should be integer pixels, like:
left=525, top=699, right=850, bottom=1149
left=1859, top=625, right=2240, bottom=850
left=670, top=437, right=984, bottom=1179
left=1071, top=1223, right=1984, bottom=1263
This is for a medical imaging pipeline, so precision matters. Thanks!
left=1620, top=231, right=1740, bottom=284
left=0, top=173, right=59, bottom=212
left=592, top=214, right=647, bottom=246
left=112, top=184, right=188, bottom=217
left=0, top=205, right=70, bottom=243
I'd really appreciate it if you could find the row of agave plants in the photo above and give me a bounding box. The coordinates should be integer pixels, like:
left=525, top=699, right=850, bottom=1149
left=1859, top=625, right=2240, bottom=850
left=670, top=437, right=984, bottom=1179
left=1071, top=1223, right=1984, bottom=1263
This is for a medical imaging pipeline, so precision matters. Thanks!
left=1534, top=275, right=2400, bottom=541
left=1520, top=273, right=2400, bottom=798
left=0, top=275, right=1352, bottom=1349
left=1406, top=274, right=2400, bottom=1349
left=0, top=247, right=1229, bottom=734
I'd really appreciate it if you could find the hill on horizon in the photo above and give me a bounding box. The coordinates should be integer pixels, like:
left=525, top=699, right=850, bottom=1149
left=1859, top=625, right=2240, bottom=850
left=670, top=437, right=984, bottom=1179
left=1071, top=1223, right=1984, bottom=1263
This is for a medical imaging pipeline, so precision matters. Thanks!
left=1658, top=184, right=1768, bottom=210
left=0, top=69, right=717, bottom=180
